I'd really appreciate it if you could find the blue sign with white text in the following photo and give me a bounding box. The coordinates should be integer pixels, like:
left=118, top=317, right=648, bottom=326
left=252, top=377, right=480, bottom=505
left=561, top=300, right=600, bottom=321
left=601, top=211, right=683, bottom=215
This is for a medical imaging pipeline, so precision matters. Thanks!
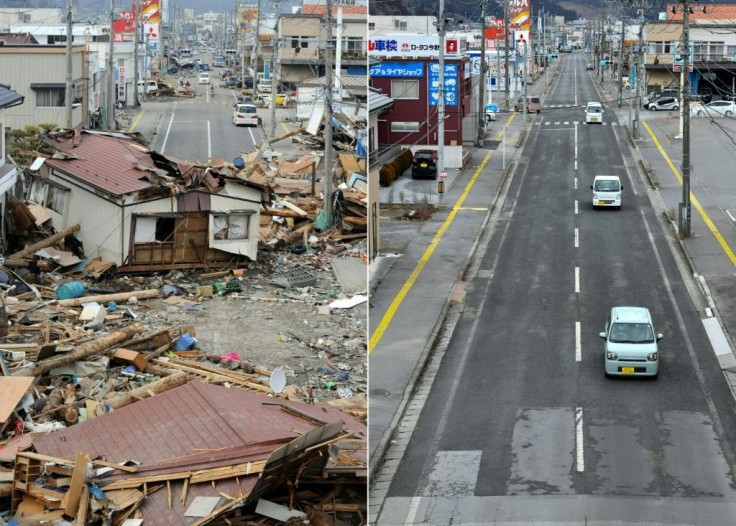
left=370, top=62, right=424, bottom=78
left=428, top=63, right=458, bottom=107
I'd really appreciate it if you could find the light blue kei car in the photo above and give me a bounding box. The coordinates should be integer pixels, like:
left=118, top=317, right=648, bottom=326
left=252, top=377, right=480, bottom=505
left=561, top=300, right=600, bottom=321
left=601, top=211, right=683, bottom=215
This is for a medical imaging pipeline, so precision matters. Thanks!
left=601, top=306, right=663, bottom=378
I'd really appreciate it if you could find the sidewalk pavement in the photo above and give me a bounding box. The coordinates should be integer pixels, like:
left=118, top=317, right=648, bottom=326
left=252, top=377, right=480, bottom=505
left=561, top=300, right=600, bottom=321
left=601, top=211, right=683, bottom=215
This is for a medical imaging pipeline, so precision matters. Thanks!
left=368, top=58, right=563, bottom=481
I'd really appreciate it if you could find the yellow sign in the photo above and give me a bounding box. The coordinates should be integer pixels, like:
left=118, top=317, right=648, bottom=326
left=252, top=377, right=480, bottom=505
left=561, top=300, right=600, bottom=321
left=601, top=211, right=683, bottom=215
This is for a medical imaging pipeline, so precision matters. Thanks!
left=237, top=6, right=258, bottom=33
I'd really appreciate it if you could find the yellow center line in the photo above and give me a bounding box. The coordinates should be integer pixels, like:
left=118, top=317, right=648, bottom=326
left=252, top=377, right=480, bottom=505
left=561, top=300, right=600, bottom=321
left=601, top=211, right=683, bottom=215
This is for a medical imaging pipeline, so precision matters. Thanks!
left=128, top=109, right=145, bottom=132
left=369, top=115, right=516, bottom=353
left=643, top=121, right=736, bottom=267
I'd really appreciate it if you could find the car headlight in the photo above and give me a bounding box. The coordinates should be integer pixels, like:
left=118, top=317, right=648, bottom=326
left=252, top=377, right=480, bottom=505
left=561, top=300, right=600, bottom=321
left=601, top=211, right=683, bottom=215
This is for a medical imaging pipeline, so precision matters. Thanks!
left=606, top=351, right=618, bottom=360
left=647, top=352, right=658, bottom=361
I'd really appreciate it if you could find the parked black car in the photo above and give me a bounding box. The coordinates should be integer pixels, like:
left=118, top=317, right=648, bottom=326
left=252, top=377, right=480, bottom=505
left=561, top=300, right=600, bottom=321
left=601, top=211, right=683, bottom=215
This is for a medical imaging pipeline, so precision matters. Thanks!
left=411, top=149, right=438, bottom=179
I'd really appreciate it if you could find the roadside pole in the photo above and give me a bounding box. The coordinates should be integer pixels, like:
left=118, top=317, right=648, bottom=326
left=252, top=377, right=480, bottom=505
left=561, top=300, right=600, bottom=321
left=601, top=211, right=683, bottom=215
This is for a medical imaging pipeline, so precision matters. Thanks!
left=437, top=0, right=445, bottom=184
left=65, top=0, right=73, bottom=128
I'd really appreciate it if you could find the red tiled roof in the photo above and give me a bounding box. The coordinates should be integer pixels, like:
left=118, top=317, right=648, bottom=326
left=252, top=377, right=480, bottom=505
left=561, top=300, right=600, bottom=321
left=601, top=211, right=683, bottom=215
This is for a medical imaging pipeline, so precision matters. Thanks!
left=44, top=131, right=155, bottom=196
left=33, top=382, right=366, bottom=525
left=668, top=3, right=736, bottom=20
left=301, top=4, right=367, bottom=15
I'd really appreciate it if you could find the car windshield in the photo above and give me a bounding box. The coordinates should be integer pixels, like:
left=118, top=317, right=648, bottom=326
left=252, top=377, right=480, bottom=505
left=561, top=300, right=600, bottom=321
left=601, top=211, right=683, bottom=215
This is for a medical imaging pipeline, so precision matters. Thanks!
left=415, top=153, right=434, bottom=162
left=594, top=180, right=619, bottom=191
left=237, top=106, right=256, bottom=113
left=588, top=106, right=602, bottom=114
left=610, top=322, right=654, bottom=343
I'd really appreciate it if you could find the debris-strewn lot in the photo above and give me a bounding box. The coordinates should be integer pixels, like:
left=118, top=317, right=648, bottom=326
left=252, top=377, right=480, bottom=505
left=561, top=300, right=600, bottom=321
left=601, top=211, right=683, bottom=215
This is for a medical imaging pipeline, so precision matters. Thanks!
left=1, top=101, right=367, bottom=523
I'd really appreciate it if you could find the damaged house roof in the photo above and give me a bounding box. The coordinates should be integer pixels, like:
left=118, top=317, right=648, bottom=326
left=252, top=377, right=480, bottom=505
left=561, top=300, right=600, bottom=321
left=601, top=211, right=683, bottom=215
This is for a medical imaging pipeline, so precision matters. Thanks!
left=0, top=83, right=24, bottom=109
left=43, top=130, right=156, bottom=196
left=32, top=381, right=366, bottom=525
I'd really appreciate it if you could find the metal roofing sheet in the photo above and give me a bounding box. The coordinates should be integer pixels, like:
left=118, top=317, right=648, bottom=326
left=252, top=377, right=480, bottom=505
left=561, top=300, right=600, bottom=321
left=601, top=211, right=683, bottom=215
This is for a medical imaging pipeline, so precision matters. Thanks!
left=0, top=85, right=24, bottom=109
left=33, top=381, right=365, bottom=525
left=44, top=132, right=154, bottom=196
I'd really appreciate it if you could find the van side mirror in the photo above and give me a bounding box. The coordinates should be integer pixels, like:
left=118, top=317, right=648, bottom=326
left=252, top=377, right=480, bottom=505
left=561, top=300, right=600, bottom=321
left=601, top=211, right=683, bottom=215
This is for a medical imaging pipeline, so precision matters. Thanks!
left=599, top=332, right=606, bottom=339
left=590, top=185, right=594, bottom=189
left=620, top=185, right=624, bottom=190
left=657, top=333, right=664, bottom=341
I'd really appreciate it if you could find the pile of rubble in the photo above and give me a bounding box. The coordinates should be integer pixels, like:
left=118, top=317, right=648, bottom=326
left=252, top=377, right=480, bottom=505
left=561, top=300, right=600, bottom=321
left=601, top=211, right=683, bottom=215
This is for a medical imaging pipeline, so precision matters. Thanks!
left=0, top=88, right=368, bottom=525
left=0, top=265, right=366, bottom=524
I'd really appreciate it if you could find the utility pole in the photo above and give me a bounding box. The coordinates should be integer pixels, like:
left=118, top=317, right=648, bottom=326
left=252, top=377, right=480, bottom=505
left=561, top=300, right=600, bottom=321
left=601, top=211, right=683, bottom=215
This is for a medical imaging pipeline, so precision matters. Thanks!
left=438, top=0, right=446, bottom=179
left=323, top=0, right=334, bottom=221
left=618, top=14, right=625, bottom=108
left=252, top=0, right=261, bottom=74
left=240, top=6, right=246, bottom=88
left=681, top=0, right=692, bottom=237
left=633, top=0, right=644, bottom=138
left=503, top=0, right=510, bottom=111
left=65, top=0, right=73, bottom=128
left=107, top=0, right=115, bottom=130
left=476, top=0, right=486, bottom=146
left=335, top=3, right=343, bottom=103
left=134, top=0, right=140, bottom=106
left=269, top=0, right=281, bottom=138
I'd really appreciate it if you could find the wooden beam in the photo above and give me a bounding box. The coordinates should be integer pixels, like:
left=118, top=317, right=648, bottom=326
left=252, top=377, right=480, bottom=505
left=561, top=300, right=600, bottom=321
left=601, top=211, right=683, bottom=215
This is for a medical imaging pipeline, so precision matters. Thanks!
left=8, top=223, right=81, bottom=260
left=57, top=289, right=159, bottom=307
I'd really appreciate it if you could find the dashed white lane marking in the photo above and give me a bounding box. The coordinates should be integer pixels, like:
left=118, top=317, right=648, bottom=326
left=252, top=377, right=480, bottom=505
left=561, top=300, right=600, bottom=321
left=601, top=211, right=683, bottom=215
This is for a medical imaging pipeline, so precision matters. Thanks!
left=575, top=266, right=580, bottom=293
left=576, top=407, right=585, bottom=472
left=575, top=227, right=579, bottom=248
left=575, top=321, right=582, bottom=362
left=575, top=200, right=579, bottom=215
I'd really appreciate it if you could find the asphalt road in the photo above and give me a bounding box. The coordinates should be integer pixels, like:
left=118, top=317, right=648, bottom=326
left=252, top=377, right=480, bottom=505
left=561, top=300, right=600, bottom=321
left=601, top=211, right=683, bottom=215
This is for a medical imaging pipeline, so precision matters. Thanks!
left=376, top=51, right=736, bottom=524
left=149, top=56, right=262, bottom=162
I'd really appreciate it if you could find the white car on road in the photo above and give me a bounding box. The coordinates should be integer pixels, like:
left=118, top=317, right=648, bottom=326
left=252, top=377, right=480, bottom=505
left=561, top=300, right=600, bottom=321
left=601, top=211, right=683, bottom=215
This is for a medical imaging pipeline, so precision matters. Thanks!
left=198, top=72, right=210, bottom=85
left=695, top=100, right=736, bottom=117
left=232, top=103, right=259, bottom=127
left=591, top=175, right=623, bottom=209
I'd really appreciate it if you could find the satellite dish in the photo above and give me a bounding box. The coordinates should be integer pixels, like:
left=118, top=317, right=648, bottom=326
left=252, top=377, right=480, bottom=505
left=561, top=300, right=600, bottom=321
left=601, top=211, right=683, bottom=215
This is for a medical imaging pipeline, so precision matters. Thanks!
left=269, top=366, right=286, bottom=394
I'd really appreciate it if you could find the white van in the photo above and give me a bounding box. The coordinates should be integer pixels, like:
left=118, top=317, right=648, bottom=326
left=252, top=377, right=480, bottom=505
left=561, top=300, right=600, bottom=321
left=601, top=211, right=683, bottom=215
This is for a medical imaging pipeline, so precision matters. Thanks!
left=591, top=175, right=623, bottom=209
left=257, top=78, right=272, bottom=94
left=585, top=102, right=603, bottom=124
left=137, top=80, right=159, bottom=94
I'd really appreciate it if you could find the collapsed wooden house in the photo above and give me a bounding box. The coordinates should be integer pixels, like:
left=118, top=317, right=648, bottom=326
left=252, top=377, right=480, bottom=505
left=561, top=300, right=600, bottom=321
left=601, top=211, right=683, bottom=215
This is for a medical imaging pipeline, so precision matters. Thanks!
left=26, top=129, right=265, bottom=273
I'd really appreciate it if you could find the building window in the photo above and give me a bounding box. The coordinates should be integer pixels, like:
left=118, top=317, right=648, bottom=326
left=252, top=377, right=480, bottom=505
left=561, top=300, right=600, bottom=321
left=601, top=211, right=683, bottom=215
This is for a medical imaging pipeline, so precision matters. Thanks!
left=650, top=41, right=673, bottom=55
left=391, top=121, right=420, bottom=132
left=212, top=213, right=250, bottom=241
left=728, top=45, right=736, bottom=58
left=47, top=185, right=68, bottom=214
left=347, top=37, right=363, bottom=54
left=291, top=36, right=309, bottom=49
left=391, top=79, right=419, bottom=99
left=394, top=20, right=407, bottom=30
left=693, top=41, right=706, bottom=60
left=368, top=22, right=375, bottom=30
left=709, top=41, right=724, bottom=59
left=36, top=88, right=65, bottom=107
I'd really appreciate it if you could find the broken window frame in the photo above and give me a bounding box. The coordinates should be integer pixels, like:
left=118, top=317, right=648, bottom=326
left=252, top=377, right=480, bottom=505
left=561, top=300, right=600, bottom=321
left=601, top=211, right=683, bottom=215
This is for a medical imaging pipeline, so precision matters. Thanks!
left=26, top=174, right=70, bottom=214
left=210, top=211, right=253, bottom=242
left=132, top=213, right=182, bottom=244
